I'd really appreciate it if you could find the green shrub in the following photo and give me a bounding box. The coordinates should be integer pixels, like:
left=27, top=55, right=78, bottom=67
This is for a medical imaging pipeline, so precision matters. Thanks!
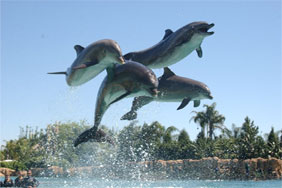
left=0, top=161, right=27, bottom=170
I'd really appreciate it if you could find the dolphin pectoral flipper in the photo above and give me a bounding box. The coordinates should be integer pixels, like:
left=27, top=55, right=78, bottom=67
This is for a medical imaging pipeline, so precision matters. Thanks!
left=196, top=46, right=203, bottom=58
left=177, top=97, right=191, bottom=110
left=109, top=91, right=131, bottom=106
left=194, top=100, right=201, bottom=107
left=73, top=59, right=99, bottom=70
left=162, top=29, right=173, bottom=40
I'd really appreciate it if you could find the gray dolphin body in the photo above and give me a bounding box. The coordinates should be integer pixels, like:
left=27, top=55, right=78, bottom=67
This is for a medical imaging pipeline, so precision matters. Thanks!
left=48, top=39, right=125, bottom=86
left=121, top=67, right=213, bottom=121
left=74, top=61, right=159, bottom=147
left=124, top=22, right=214, bottom=69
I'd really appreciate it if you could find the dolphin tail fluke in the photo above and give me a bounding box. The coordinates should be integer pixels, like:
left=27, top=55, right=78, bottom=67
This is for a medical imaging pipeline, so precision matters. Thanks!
left=74, top=127, right=97, bottom=147
left=74, top=127, right=114, bottom=147
left=47, top=71, right=67, bottom=75
left=120, top=111, right=137, bottom=121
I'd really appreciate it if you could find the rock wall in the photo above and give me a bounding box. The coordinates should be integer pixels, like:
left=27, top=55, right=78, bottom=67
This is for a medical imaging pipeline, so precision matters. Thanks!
left=130, top=157, right=282, bottom=180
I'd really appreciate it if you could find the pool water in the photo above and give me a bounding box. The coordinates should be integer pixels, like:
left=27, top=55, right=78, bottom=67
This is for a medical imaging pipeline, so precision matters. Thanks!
left=27, top=177, right=282, bottom=188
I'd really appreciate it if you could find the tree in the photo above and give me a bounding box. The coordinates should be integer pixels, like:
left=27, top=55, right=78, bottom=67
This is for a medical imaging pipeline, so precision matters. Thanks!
left=163, top=126, right=178, bottom=143
left=116, top=122, right=142, bottom=162
left=156, top=126, right=180, bottom=160
left=266, top=127, right=281, bottom=158
left=191, top=103, right=225, bottom=139
left=237, top=117, right=261, bottom=159
left=177, top=130, right=195, bottom=159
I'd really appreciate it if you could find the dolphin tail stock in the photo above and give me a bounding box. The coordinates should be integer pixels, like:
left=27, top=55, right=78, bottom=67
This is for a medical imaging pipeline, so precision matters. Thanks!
left=120, top=111, right=137, bottom=121
left=47, top=71, right=67, bottom=75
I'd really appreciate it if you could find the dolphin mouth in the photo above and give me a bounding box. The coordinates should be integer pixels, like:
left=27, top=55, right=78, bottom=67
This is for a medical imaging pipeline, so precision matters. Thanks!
left=117, top=56, right=125, bottom=64
left=208, top=94, right=213, bottom=99
left=199, top=23, right=215, bottom=35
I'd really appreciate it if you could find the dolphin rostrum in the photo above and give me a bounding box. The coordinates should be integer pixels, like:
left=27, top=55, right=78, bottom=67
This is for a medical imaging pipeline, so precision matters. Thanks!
left=74, top=61, right=159, bottom=147
left=124, top=22, right=214, bottom=69
left=48, top=39, right=125, bottom=86
left=121, top=67, right=213, bottom=121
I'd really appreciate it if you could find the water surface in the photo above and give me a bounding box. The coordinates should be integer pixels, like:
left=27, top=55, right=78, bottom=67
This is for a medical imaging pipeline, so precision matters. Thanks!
left=32, top=177, right=282, bottom=188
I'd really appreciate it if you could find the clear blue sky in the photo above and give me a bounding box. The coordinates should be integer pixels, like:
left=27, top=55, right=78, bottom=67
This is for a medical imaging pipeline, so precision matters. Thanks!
left=1, top=1, right=281, bottom=146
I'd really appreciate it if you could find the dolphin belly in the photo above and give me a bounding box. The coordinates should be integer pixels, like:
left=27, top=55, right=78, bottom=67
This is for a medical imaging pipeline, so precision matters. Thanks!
left=147, top=34, right=205, bottom=69
left=105, top=88, right=128, bottom=105
left=155, top=97, right=182, bottom=102
left=156, top=91, right=188, bottom=102
left=67, top=61, right=110, bottom=86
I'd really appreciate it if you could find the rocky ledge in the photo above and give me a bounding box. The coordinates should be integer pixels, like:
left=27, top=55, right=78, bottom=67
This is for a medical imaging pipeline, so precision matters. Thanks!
left=121, top=157, right=282, bottom=180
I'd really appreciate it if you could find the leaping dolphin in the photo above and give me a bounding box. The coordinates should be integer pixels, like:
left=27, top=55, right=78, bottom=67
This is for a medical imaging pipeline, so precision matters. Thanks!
left=48, top=39, right=125, bottom=86
left=74, top=61, right=159, bottom=147
left=124, top=22, right=214, bottom=69
left=121, top=67, right=213, bottom=121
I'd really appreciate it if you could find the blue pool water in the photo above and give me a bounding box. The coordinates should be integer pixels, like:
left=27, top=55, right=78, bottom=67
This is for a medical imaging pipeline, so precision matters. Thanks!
left=30, top=177, right=282, bottom=188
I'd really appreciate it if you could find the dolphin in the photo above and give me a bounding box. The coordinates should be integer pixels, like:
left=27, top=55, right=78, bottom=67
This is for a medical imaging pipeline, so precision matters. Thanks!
left=48, top=39, right=125, bottom=86
left=74, top=61, right=159, bottom=147
left=121, top=67, right=213, bottom=121
left=123, top=22, right=214, bottom=69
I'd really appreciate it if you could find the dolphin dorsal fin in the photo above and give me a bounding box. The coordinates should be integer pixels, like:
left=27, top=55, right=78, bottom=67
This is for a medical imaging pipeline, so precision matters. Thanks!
left=162, top=67, right=175, bottom=80
left=123, top=52, right=134, bottom=61
left=162, top=29, right=173, bottom=40
left=74, top=45, right=84, bottom=56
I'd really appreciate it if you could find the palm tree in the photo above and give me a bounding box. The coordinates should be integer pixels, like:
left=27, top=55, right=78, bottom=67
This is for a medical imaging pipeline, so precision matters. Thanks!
left=220, top=123, right=241, bottom=139
left=191, top=103, right=225, bottom=139
left=163, top=126, right=178, bottom=143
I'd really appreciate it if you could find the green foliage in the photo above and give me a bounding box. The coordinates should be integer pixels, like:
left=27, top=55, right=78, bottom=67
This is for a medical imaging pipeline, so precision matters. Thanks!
left=0, top=106, right=281, bottom=171
left=266, top=127, right=281, bottom=158
left=177, top=130, right=195, bottom=159
left=237, top=117, right=260, bottom=159
left=0, top=161, right=26, bottom=171
left=0, top=121, right=118, bottom=170
left=191, top=103, right=225, bottom=139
